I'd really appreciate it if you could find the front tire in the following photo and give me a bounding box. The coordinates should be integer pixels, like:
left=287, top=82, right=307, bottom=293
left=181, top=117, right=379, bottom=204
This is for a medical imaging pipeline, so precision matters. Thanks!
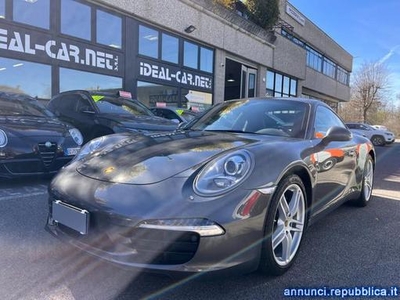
left=371, top=135, right=385, bottom=146
left=353, top=154, right=374, bottom=207
left=259, top=174, right=307, bottom=276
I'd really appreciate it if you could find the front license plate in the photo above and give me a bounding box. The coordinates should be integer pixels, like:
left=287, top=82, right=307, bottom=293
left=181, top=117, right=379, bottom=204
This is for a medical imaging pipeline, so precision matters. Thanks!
left=65, top=147, right=80, bottom=156
left=52, top=200, right=89, bottom=235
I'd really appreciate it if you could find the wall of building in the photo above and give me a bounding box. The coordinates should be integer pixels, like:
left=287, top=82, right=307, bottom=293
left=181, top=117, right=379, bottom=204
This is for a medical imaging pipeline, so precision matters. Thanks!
left=279, top=0, right=353, bottom=103
left=0, top=0, right=352, bottom=106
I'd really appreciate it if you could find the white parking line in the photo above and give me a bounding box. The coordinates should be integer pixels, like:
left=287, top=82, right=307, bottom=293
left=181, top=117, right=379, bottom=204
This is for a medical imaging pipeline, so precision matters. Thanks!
left=0, top=191, right=48, bottom=202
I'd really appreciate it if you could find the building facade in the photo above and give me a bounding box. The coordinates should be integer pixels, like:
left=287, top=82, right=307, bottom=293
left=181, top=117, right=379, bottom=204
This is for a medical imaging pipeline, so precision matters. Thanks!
left=0, top=0, right=352, bottom=110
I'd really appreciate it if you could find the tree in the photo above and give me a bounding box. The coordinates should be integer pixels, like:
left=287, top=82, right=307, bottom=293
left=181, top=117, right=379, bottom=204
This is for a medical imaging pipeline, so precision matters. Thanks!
left=214, top=0, right=280, bottom=30
left=246, top=0, right=280, bottom=30
left=351, top=61, right=390, bottom=122
left=214, top=0, right=236, bottom=8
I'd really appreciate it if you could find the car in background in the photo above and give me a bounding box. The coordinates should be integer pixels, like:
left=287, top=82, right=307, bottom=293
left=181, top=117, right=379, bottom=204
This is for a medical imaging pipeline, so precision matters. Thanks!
left=46, top=97, right=375, bottom=277
left=150, top=106, right=198, bottom=124
left=47, top=90, right=178, bottom=144
left=372, top=124, right=388, bottom=131
left=0, top=91, right=83, bottom=179
left=346, top=122, right=395, bottom=146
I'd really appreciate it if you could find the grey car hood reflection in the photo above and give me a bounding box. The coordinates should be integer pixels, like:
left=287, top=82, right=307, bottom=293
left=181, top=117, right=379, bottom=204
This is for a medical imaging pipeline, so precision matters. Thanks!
left=76, top=131, right=258, bottom=184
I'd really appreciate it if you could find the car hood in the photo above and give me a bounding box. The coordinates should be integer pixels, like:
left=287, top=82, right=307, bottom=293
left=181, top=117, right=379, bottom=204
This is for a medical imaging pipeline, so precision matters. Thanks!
left=0, top=116, right=70, bottom=137
left=76, top=131, right=264, bottom=184
left=99, top=114, right=178, bottom=131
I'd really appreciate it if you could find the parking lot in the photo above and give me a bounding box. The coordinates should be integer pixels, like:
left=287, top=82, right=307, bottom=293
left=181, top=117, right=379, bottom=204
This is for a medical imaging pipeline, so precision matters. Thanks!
left=0, top=142, right=399, bottom=300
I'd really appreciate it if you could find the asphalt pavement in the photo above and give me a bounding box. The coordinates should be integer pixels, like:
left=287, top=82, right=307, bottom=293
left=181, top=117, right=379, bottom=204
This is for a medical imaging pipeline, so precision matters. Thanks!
left=0, top=143, right=399, bottom=300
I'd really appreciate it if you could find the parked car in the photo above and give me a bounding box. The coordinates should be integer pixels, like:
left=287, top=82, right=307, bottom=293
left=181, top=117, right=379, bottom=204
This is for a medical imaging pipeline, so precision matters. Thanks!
left=47, top=90, right=178, bottom=144
left=150, top=106, right=198, bottom=123
left=346, top=122, right=395, bottom=146
left=0, top=91, right=83, bottom=178
left=46, top=97, right=375, bottom=277
left=372, top=124, right=388, bottom=131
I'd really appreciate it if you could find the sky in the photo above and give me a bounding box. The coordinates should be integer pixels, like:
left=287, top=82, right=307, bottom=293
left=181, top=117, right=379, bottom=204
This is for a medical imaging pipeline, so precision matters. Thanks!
left=288, top=0, right=400, bottom=101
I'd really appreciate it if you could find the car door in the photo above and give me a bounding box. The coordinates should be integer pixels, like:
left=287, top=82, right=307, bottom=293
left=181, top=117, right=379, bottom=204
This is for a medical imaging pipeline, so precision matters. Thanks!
left=310, top=105, right=357, bottom=217
left=50, top=92, right=96, bottom=140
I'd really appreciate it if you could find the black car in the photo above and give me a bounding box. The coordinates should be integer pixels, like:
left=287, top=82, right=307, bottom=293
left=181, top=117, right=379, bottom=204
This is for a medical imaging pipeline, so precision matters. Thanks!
left=47, top=90, right=178, bottom=143
left=150, top=107, right=198, bottom=123
left=46, top=97, right=375, bottom=277
left=0, top=91, right=83, bottom=178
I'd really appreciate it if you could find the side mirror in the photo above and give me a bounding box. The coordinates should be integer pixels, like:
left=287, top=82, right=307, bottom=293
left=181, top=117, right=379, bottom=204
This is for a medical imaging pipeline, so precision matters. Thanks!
left=79, top=107, right=95, bottom=114
left=321, top=126, right=351, bottom=145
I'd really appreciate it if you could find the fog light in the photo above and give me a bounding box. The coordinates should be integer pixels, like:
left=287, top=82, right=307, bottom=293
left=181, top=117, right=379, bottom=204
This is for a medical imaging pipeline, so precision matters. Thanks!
left=138, top=218, right=225, bottom=237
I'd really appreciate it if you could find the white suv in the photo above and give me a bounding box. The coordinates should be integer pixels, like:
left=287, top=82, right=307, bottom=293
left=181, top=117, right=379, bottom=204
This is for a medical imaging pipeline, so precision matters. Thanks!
left=346, top=123, right=395, bottom=146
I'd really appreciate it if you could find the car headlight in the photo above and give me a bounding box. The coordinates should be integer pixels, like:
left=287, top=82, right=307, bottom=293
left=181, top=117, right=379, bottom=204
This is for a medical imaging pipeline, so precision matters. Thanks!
left=68, top=128, right=83, bottom=146
left=0, top=129, right=8, bottom=147
left=194, top=150, right=253, bottom=196
left=73, top=136, right=107, bottom=161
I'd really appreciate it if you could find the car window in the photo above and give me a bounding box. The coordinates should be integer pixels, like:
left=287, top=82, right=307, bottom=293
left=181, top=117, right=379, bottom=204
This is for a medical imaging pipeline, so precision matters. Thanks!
left=190, top=99, right=308, bottom=138
left=314, top=105, right=346, bottom=138
left=152, top=108, right=175, bottom=119
left=346, top=123, right=356, bottom=129
left=0, top=96, right=53, bottom=117
left=93, top=95, right=153, bottom=116
left=181, top=111, right=197, bottom=121
left=51, top=94, right=79, bottom=112
left=76, top=96, right=93, bottom=113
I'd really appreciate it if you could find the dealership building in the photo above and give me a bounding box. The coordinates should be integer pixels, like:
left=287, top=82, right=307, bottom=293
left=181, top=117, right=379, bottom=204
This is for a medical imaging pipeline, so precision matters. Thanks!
left=0, top=0, right=352, bottom=110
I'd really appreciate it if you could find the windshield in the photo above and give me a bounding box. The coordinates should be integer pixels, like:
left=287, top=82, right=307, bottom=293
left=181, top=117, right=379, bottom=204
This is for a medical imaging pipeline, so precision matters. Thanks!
left=94, top=96, right=154, bottom=116
left=190, top=99, right=308, bottom=138
left=0, top=96, right=54, bottom=118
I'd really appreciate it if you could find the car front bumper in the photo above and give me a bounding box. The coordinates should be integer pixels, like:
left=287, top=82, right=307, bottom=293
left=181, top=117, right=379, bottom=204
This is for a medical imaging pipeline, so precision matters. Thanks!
left=45, top=171, right=274, bottom=276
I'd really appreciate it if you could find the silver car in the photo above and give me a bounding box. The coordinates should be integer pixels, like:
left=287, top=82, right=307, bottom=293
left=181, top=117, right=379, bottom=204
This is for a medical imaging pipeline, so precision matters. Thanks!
left=346, top=123, right=395, bottom=146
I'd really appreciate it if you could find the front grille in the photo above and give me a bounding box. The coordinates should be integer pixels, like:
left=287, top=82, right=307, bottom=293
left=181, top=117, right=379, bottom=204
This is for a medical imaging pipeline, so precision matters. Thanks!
left=38, top=142, right=57, bottom=168
left=57, top=223, right=200, bottom=265
left=122, top=228, right=200, bottom=265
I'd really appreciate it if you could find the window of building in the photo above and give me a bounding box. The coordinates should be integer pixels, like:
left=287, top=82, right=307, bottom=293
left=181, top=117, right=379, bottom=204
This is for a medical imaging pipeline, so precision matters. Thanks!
left=1, top=0, right=6, bottom=19
left=138, top=23, right=214, bottom=75
left=200, top=47, right=213, bottom=73
left=137, top=81, right=178, bottom=107
left=266, top=70, right=297, bottom=97
left=323, top=57, right=336, bottom=78
left=13, top=0, right=50, bottom=29
left=161, top=33, right=178, bottom=64
left=0, top=58, right=51, bottom=98
left=281, top=29, right=305, bottom=48
left=306, top=46, right=323, bottom=72
left=61, top=0, right=91, bottom=41
left=184, top=41, right=198, bottom=69
left=96, top=10, right=122, bottom=49
left=139, top=25, right=159, bottom=59
left=60, top=68, right=122, bottom=92
left=337, top=66, right=349, bottom=85
left=274, top=73, right=283, bottom=97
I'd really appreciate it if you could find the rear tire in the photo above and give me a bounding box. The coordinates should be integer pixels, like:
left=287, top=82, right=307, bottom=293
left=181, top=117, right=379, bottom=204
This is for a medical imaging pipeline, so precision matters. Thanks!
left=353, top=154, right=374, bottom=207
left=259, top=174, right=307, bottom=276
left=371, top=135, right=385, bottom=146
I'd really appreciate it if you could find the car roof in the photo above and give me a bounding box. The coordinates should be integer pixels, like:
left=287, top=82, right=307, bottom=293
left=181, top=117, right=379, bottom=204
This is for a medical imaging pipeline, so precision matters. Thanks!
left=56, top=90, right=134, bottom=100
left=0, top=91, right=34, bottom=101
left=225, top=97, right=328, bottom=108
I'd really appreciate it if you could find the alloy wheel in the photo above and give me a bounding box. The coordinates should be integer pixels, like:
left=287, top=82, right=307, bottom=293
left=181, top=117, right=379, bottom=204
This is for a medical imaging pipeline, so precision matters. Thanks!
left=272, top=183, right=305, bottom=266
left=363, top=158, right=374, bottom=201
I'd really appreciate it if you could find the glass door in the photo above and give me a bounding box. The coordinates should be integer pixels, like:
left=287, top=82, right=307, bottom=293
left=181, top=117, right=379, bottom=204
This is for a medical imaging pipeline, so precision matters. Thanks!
left=240, top=66, right=257, bottom=98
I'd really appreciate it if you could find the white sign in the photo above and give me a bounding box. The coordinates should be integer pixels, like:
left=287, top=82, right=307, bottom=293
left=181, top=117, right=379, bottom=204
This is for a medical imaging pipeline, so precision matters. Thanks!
left=139, top=61, right=212, bottom=90
left=0, top=28, right=119, bottom=71
left=286, top=4, right=305, bottom=26
left=185, top=90, right=212, bottom=105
